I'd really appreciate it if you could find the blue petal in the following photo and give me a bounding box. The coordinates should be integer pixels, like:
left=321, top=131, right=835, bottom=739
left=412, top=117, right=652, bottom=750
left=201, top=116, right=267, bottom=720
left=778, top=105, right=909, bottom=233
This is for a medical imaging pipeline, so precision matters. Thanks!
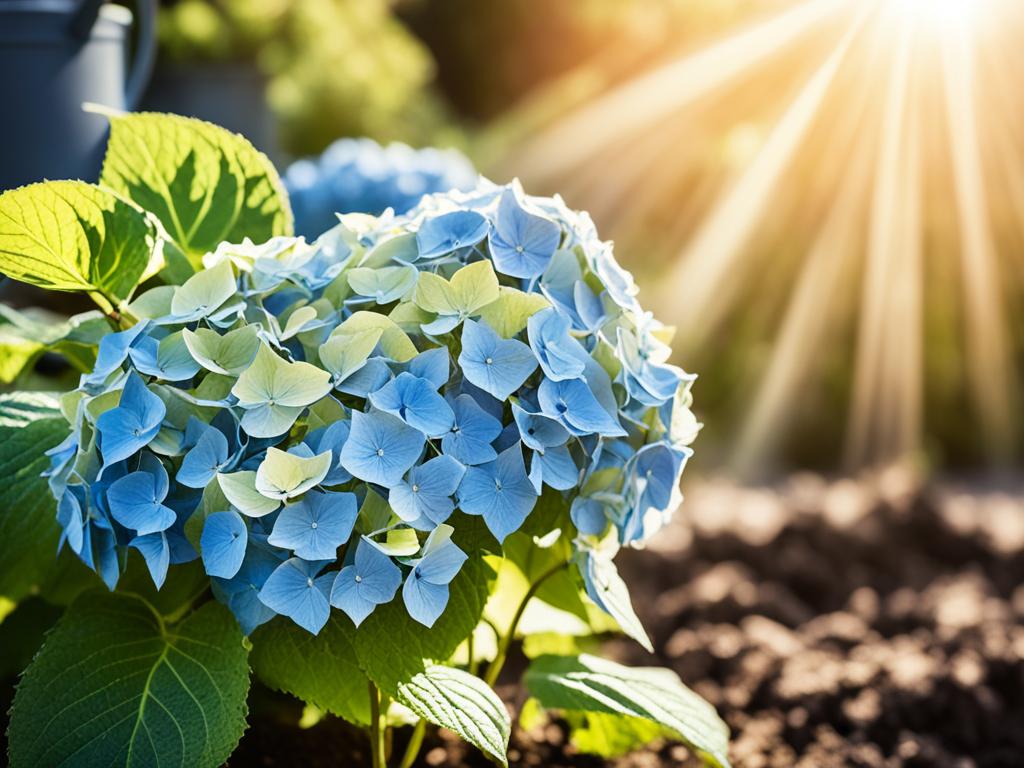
left=457, top=444, right=537, bottom=542
left=303, top=420, right=352, bottom=485
left=212, top=541, right=282, bottom=633
left=96, top=373, right=166, bottom=465
left=535, top=444, right=578, bottom=491
left=488, top=187, right=561, bottom=279
left=337, top=357, right=393, bottom=397
left=370, top=372, right=455, bottom=438
left=330, top=540, right=401, bottom=626
left=106, top=455, right=176, bottom=535
left=634, top=443, right=689, bottom=512
left=268, top=490, right=358, bottom=560
left=441, top=394, right=501, bottom=466
left=340, top=409, right=425, bottom=487
left=414, top=535, right=467, bottom=585
left=402, top=575, right=450, bottom=627
left=178, top=425, right=230, bottom=488
left=405, top=347, right=450, bottom=390
left=83, top=321, right=149, bottom=387
left=571, top=497, right=609, bottom=536
left=389, top=455, right=465, bottom=525
left=537, top=377, right=626, bottom=437
left=458, top=319, right=537, bottom=401
left=258, top=558, right=334, bottom=634
left=512, top=403, right=570, bottom=451
left=527, top=307, right=589, bottom=381
left=201, top=510, right=248, bottom=579
left=416, top=210, right=489, bottom=259
left=129, top=532, right=170, bottom=589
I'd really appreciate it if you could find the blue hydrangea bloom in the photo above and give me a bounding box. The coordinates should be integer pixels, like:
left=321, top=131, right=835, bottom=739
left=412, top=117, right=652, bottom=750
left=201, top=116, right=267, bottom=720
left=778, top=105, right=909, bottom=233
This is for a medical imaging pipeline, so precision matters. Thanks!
left=50, top=177, right=699, bottom=637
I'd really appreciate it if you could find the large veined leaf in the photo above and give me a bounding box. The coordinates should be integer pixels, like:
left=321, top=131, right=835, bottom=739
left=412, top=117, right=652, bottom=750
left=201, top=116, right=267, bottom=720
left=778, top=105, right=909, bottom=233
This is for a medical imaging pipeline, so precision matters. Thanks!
left=397, top=665, right=511, bottom=766
left=0, top=181, right=158, bottom=302
left=250, top=615, right=371, bottom=726
left=100, top=112, right=292, bottom=259
left=8, top=592, right=250, bottom=768
left=0, top=392, right=70, bottom=602
left=0, top=305, right=108, bottom=383
left=525, top=654, right=732, bottom=768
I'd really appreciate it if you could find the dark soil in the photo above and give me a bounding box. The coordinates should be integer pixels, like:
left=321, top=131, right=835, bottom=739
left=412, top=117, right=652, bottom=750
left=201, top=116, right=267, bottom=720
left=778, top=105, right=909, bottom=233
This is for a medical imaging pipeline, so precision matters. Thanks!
left=230, top=469, right=1024, bottom=767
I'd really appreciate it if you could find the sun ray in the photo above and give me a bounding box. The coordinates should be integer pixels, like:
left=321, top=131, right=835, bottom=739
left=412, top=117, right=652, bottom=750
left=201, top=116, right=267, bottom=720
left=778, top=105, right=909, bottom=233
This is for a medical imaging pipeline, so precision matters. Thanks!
left=510, top=0, right=855, bottom=182
left=845, top=5, right=922, bottom=468
left=657, top=3, right=873, bottom=342
left=939, top=12, right=1019, bottom=462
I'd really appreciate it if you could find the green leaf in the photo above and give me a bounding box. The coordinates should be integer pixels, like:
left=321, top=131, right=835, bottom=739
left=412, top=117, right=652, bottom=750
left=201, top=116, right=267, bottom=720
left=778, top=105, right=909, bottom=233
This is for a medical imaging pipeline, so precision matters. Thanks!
left=352, top=550, right=494, bottom=695
left=250, top=614, right=371, bottom=726
left=397, top=665, right=511, bottom=766
left=8, top=592, right=251, bottom=768
left=0, top=180, right=158, bottom=301
left=476, top=287, right=550, bottom=338
left=0, top=392, right=69, bottom=602
left=583, top=555, right=652, bottom=652
left=100, top=112, right=292, bottom=259
left=525, top=654, right=731, bottom=768
left=564, top=711, right=674, bottom=758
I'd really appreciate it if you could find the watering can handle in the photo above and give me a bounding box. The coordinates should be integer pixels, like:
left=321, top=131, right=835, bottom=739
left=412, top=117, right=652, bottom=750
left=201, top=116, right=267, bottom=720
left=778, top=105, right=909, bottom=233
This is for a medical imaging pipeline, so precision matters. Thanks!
left=124, top=0, right=157, bottom=110
left=70, top=0, right=156, bottom=110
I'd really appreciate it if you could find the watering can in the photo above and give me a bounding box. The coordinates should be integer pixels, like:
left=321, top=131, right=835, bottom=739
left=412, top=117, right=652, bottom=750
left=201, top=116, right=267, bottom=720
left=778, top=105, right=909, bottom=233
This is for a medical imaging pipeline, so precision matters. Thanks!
left=0, top=0, right=156, bottom=190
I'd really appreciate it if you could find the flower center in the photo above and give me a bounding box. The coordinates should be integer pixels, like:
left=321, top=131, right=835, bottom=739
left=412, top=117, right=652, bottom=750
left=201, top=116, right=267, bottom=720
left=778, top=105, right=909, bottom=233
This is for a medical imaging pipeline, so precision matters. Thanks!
left=515, top=245, right=525, bottom=254
left=310, top=522, right=318, bottom=529
left=355, top=574, right=362, bottom=583
left=412, top=484, right=420, bottom=493
left=306, top=577, right=314, bottom=587
left=494, top=480, right=503, bottom=491
left=485, top=357, right=493, bottom=365
left=376, top=448, right=385, bottom=457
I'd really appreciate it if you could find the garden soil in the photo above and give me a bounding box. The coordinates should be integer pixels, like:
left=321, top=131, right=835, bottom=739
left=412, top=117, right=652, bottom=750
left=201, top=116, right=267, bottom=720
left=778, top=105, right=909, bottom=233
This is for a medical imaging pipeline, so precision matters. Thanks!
left=230, top=470, right=1024, bottom=767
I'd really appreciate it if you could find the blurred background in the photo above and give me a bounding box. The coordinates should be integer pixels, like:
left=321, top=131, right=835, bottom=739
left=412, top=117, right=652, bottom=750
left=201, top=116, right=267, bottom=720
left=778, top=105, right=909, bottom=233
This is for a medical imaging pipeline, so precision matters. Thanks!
left=3, top=1, right=1024, bottom=764
left=140, top=0, right=1024, bottom=478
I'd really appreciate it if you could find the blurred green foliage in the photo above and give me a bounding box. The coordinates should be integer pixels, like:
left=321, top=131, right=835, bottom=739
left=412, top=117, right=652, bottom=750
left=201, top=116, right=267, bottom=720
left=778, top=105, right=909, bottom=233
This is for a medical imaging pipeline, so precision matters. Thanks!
left=157, top=0, right=457, bottom=155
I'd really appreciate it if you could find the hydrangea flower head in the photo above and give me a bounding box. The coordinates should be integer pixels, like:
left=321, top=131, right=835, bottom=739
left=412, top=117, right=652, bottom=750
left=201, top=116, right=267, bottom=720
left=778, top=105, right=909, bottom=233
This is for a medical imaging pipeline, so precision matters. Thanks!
left=47, top=179, right=699, bottom=636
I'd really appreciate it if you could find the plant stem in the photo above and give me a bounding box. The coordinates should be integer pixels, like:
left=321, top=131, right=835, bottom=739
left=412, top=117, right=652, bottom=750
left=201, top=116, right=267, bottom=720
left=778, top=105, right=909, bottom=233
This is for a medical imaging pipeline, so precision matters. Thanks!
left=397, top=720, right=426, bottom=768
left=369, top=681, right=386, bottom=768
left=467, top=631, right=477, bottom=676
left=484, top=560, right=569, bottom=687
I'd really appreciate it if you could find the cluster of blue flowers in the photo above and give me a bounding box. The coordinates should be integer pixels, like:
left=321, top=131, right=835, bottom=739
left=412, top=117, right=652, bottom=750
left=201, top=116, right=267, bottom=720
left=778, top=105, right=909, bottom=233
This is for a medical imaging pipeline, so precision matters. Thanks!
left=284, top=138, right=477, bottom=239
left=45, top=180, right=698, bottom=636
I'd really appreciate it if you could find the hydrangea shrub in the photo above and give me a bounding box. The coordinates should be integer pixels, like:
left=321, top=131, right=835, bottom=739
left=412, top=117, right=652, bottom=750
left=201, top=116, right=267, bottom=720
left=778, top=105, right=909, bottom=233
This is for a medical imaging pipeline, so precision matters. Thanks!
left=0, top=113, right=728, bottom=768
left=285, top=138, right=477, bottom=238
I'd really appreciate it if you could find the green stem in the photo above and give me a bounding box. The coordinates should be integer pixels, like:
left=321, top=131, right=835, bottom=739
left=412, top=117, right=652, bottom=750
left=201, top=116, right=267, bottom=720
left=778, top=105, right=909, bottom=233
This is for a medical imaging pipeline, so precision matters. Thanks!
left=398, top=720, right=426, bottom=768
left=369, top=681, right=386, bottom=768
left=484, top=560, right=569, bottom=687
left=467, top=631, right=477, bottom=677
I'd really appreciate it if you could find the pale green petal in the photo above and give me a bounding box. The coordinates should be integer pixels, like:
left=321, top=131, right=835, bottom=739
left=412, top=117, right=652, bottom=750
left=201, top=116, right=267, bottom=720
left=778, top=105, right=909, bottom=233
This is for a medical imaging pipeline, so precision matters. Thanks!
left=254, top=447, right=332, bottom=500
left=183, top=325, right=261, bottom=376
left=218, top=471, right=280, bottom=517
left=171, top=259, right=237, bottom=318
left=477, top=287, right=550, bottom=338
left=318, top=328, right=382, bottom=381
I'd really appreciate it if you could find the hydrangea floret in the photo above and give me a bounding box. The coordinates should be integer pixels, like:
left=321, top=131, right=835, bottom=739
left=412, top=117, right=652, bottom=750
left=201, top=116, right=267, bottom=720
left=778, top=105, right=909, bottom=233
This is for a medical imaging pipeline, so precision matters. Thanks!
left=46, top=179, right=699, bottom=638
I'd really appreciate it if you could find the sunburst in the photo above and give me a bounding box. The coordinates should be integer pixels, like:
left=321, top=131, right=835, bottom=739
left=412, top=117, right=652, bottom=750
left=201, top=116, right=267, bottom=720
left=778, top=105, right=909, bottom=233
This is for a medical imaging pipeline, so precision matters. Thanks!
left=497, top=0, right=1024, bottom=475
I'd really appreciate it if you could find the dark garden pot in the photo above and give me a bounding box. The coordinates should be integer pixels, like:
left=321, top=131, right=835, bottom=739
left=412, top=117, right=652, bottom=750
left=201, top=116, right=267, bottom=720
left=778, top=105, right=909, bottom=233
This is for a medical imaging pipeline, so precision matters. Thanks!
left=0, top=0, right=155, bottom=192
